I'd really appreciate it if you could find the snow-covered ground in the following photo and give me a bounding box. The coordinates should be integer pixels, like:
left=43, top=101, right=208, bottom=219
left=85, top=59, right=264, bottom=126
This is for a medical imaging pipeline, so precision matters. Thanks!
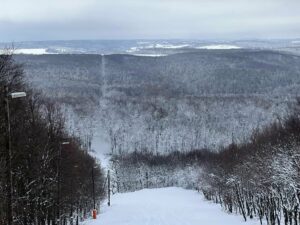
left=83, top=187, right=263, bottom=225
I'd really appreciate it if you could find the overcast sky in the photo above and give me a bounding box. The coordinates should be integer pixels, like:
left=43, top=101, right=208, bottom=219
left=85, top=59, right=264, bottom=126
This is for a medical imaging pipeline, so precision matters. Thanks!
left=0, top=0, right=300, bottom=42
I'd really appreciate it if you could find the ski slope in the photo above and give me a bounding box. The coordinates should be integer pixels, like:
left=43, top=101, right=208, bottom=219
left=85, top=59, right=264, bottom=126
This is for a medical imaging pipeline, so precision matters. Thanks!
left=83, top=187, right=262, bottom=225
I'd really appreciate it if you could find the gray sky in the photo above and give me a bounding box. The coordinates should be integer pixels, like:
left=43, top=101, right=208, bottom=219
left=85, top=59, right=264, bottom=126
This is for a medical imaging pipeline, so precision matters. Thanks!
left=1, top=0, right=300, bottom=42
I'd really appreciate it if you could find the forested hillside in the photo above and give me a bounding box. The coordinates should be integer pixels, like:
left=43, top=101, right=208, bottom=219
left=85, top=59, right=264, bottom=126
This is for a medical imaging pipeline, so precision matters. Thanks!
left=0, top=54, right=105, bottom=225
left=2, top=0, right=300, bottom=224
left=200, top=105, right=300, bottom=225
left=15, top=50, right=300, bottom=153
left=7, top=47, right=300, bottom=225
left=109, top=105, right=300, bottom=225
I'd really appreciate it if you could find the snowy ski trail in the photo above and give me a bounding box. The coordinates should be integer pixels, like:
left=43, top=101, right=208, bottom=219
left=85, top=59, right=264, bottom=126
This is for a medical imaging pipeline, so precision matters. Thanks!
left=83, top=187, right=263, bottom=225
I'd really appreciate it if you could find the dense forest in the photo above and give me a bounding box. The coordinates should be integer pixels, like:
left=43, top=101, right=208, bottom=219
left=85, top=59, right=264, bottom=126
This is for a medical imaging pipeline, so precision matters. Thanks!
left=201, top=104, right=300, bottom=225
left=0, top=54, right=105, bottom=225
left=8, top=49, right=300, bottom=225
left=109, top=104, right=300, bottom=225
left=15, top=50, right=300, bottom=153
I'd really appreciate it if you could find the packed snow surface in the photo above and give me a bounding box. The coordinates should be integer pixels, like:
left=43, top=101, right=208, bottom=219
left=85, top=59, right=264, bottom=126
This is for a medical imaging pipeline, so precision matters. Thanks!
left=83, top=187, right=262, bottom=225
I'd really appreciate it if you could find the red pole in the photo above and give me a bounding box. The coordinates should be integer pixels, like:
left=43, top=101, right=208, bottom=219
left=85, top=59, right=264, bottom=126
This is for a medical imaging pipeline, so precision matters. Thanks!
left=92, top=209, right=97, bottom=219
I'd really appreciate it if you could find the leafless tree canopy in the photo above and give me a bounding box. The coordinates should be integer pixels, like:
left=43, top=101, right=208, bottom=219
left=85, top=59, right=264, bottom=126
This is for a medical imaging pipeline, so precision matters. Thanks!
left=0, top=54, right=105, bottom=225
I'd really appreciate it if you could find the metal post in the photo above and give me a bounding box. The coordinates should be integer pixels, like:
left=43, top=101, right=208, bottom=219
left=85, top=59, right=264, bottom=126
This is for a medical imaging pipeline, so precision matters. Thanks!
left=92, top=167, right=96, bottom=210
left=76, top=201, right=79, bottom=225
left=57, top=141, right=69, bottom=225
left=70, top=179, right=74, bottom=225
left=4, top=86, right=13, bottom=225
left=146, top=172, right=149, bottom=188
left=57, top=144, right=62, bottom=225
left=107, top=170, right=110, bottom=206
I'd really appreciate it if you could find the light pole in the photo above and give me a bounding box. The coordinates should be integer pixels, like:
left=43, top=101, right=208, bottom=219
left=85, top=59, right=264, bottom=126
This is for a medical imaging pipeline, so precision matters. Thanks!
left=72, top=164, right=79, bottom=225
left=91, top=165, right=98, bottom=219
left=107, top=170, right=110, bottom=207
left=57, top=141, right=70, bottom=225
left=3, top=86, right=26, bottom=225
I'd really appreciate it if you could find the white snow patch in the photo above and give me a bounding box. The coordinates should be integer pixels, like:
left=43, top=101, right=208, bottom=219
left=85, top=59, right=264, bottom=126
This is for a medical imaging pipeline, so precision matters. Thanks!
left=126, top=47, right=139, bottom=53
left=197, top=44, right=241, bottom=50
left=82, top=187, right=263, bottom=225
left=131, top=53, right=167, bottom=57
left=150, top=44, right=190, bottom=49
left=126, top=44, right=190, bottom=53
left=0, top=48, right=53, bottom=55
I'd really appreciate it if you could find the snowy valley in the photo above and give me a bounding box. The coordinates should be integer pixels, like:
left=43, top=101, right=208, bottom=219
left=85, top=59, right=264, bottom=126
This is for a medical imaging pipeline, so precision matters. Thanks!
left=14, top=47, right=300, bottom=155
left=1, top=40, right=300, bottom=225
left=2, top=0, right=300, bottom=224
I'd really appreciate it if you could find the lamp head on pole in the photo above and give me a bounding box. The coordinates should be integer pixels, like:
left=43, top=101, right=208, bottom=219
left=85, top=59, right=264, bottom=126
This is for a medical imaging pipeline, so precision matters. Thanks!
left=10, top=92, right=26, bottom=99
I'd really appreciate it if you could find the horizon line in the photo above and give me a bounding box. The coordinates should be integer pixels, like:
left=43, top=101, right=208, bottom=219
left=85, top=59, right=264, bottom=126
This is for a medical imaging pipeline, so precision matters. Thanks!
left=1, top=37, right=300, bottom=44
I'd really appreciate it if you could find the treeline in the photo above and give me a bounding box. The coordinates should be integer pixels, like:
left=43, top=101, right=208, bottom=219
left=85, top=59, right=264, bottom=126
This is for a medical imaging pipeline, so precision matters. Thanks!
left=110, top=150, right=215, bottom=192
left=99, top=94, right=286, bottom=155
left=0, top=54, right=105, bottom=225
left=201, top=106, right=300, bottom=225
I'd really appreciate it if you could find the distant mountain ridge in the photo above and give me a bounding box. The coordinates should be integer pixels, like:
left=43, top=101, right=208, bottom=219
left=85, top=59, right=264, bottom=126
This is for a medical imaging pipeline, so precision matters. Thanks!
left=2, top=39, right=300, bottom=55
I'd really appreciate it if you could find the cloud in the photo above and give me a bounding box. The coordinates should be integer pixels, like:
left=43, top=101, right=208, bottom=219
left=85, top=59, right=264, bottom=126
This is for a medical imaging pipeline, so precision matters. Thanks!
left=0, top=0, right=299, bottom=41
